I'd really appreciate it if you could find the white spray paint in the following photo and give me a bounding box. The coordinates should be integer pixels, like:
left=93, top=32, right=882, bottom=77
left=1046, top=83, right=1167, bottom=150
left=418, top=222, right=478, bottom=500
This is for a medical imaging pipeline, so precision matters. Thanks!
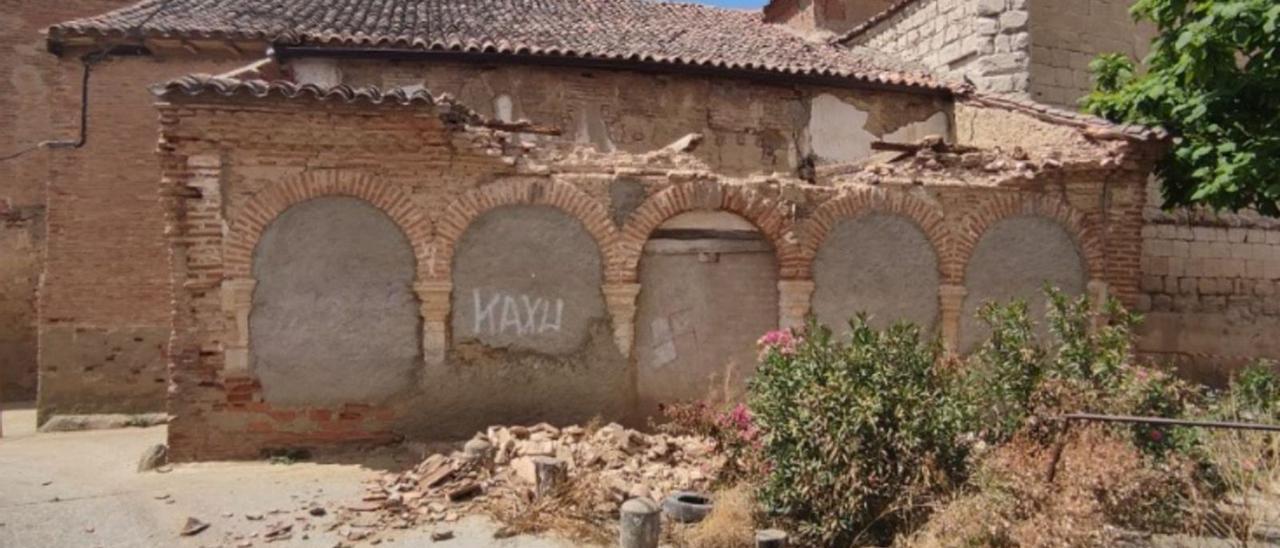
left=473, top=289, right=565, bottom=337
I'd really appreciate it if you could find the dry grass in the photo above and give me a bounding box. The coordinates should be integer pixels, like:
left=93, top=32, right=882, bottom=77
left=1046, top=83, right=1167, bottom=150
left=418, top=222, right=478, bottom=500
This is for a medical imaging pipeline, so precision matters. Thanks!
left=676, top=485, right=758, bottom=548
left=903, top=425, right=1206, bottom=548
left=1190, top=429, right=1280, bottom=541
left=489, top=476, right=617, bottom=546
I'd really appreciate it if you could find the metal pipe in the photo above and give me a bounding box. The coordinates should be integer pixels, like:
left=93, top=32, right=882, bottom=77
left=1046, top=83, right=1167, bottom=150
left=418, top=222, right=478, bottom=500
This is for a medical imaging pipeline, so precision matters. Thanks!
left=1059, top=413, right=1280, bottom=432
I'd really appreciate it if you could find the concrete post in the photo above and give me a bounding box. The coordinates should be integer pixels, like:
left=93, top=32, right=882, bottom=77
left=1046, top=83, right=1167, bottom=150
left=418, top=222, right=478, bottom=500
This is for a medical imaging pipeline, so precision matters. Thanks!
left=938, top=284, right=968, bottom=354
left=414, top=281, right=453, bottom=366
left=778, top=279, right=815, bottom=331
left=1087, top=279, right=1110, bottom=330
left=221, top=278, right=257, bottom=372
left=756, top=529, right=788, bottom=547
left=603, top=283, right=642, bottom=357
left=619, top=497, right=661, bottom=548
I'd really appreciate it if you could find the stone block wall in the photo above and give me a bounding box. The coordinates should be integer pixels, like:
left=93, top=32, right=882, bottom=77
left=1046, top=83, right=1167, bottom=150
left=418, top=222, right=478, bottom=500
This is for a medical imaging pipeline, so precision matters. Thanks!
left=847, top=0, right=1032, bottom=94
left=1136, top=188, right=1280, bottom=381
left=0, top=0, right=132, bottom=402
left=156, top=88, right=1153, bottom=460
left=764, top=0, right=898, bottom=35
left=1027, top=0, right=1155, bottom=108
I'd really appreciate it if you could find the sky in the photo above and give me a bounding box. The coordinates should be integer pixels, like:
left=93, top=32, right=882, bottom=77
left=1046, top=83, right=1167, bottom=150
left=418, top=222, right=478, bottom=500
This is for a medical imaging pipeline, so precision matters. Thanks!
left=697, top=0, right=767, bottom=8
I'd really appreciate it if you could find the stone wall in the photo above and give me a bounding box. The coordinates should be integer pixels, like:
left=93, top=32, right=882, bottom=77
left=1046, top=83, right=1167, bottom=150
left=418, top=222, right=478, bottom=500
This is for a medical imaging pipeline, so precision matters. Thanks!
left=1136, top=188, right=1280, bottom=382
left=0, top=0, right=133, bottom=402
left=1028, top=0, right=1155, bottom=108
left=156, top=88, right=1153, bottom=460
left=846, top=0, right=1032, bottom=94
left=38, top=51, right=252, bottom=422
left=764, top=0, right=898, bottom=35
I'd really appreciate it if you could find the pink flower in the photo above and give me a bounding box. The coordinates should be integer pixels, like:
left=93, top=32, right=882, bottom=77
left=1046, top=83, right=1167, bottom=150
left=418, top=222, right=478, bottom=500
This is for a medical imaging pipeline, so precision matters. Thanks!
left=757, top=329, right=799, bottom=358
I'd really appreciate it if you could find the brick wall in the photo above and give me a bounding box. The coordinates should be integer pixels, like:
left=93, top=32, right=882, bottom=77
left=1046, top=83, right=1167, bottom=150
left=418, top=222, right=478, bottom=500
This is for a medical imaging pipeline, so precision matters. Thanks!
left=1027, top=0, right=1156, bottom=108
left=38, top=51, right=251, bottom=421
left=157, top=87, right=1152, bottom=460
left=0, top=0, right=133, bottom=402
left=847, top=0, right=1032, bottom=94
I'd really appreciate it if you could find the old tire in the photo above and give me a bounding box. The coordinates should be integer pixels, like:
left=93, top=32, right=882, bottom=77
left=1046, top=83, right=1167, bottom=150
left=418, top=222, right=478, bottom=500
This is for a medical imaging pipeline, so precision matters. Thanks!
left=661, top=491, right=713, bottom=524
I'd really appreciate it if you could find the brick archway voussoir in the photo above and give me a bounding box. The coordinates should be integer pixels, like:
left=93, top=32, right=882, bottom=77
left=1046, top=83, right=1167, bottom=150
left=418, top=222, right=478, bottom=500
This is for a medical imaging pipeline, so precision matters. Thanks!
left=434, top=178, right=618, bottom=283
left=224, top=170, right=432, bottom=280
left=799, top=187, right=951, bottom=282
left=955, top=193, right=1107, bottom=283
left=616, top=181, right=800, bottom=283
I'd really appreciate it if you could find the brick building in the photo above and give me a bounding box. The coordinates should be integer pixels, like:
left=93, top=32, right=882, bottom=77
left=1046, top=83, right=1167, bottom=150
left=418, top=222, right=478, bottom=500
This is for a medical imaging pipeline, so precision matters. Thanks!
left=0, top=0, right=1263, bottom=456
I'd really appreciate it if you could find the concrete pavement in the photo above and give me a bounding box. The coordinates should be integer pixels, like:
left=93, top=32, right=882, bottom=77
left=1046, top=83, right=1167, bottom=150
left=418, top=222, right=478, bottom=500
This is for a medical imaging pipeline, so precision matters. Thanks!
left=0, top=404, right=583, bottom=547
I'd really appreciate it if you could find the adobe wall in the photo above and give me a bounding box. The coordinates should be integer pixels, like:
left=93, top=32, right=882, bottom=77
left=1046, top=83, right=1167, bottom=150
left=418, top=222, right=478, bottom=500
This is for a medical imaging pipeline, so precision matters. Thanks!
left=0, top=0, right=132, bottom=402
left=37, top=52, right=252, bottom=422
left=325, top=59, right=952, bottom=175
left=156, top=90, right=1152, bottom=460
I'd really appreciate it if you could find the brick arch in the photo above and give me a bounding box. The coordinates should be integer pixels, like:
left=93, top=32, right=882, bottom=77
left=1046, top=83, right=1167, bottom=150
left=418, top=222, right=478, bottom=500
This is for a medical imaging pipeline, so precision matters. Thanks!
left=224, top=170, right=433, bottom=280
left=799, top=187, right=951, bottom=282
left=615, top=180, right=799, bottom=283
left=434, top=178, right=618, bottom=283
left=955, top=193, right=1107, bottom=281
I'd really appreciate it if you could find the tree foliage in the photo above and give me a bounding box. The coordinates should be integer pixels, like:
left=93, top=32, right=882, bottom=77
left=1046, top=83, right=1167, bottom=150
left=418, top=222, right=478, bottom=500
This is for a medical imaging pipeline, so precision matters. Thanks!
left=1083, top=0, right=1280, bottom=215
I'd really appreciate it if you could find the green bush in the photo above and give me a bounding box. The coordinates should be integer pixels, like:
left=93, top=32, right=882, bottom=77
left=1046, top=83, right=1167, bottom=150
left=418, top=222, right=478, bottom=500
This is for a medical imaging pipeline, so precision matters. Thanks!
left=1225, top=361, right=1280, bottom=420
left=962, top=300, right=1046, bottom=444
left=749, top=318, right=970, bottom=546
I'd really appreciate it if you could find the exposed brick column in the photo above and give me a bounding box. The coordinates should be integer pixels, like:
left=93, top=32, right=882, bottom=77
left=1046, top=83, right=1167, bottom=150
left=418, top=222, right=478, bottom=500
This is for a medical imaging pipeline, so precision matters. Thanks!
left=603, top=283, right=642, bottom=357
left=221, top=279, right=257, bottom=373
left=778, top=280, right=815, bottom=331
left=939, top=284, right=969, bottom=354
left=415, top=282, right=453, bottom=366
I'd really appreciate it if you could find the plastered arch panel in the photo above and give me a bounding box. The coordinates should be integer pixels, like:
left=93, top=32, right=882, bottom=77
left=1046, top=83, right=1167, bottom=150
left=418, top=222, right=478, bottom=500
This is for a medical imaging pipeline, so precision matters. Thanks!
left=250, top=197, right=421, bottom=406
left=450, top=205, right=608, bottom=355
left=959, top=216, right=1087, bottom=353
left=813, top=213, right=941, bottom=334
left=634, top=211, right=779, bottom=415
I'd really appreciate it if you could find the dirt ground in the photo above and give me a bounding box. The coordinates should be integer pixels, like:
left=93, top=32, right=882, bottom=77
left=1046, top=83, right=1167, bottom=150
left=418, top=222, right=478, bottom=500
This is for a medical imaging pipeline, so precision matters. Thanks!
left=0, top=403, right=583, bottom=548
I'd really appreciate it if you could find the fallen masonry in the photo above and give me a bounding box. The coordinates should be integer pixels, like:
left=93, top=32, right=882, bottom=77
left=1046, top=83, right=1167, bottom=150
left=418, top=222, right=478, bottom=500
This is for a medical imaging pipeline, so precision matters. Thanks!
left=329, top=422, right=721, bottom=543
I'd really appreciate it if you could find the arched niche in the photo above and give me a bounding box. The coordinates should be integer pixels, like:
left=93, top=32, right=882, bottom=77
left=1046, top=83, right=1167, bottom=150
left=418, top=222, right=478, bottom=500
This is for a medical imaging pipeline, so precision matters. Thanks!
left=250, top=196, right=421, bottom=405
left=450, top=205, right=608, bottom=355
left=959, top=216, right=1086, bottom=353
left=634, top=211, right=779, bottom=414
left=812, top=213, right=941, bottom=335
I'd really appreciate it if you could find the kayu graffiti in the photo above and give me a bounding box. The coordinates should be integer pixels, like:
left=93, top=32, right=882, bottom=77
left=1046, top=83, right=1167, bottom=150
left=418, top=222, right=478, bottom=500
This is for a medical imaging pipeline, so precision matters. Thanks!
left=472, top=289, right=565, bottom=336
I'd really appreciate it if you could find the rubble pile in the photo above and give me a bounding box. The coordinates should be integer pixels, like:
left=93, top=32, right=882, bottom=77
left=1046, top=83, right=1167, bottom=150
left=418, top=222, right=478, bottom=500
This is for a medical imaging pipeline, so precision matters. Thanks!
left=340, top=422, right=721, bottom=541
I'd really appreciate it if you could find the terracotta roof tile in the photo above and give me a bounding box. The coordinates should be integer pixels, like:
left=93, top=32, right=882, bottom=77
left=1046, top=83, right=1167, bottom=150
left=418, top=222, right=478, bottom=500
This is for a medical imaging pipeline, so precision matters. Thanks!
left=155, top=73, right=485, bottom=119
left=51, top=0, right=953, bottom=91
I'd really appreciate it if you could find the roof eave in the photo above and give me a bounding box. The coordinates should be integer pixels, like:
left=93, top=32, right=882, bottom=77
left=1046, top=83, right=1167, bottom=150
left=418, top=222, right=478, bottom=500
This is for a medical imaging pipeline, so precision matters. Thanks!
left=271, top=44, right=958, bottom=98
